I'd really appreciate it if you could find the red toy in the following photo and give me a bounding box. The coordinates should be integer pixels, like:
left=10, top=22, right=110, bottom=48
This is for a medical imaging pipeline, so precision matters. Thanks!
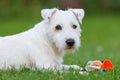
left=101, top=59, right=114, bottom=70
left=85, top=59, right=114, bottom=72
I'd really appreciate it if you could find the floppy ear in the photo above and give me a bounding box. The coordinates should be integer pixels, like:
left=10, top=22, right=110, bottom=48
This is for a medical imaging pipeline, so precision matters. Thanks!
left=69, top=9, right=85, bottom=24
left=41, top=8, right=58, bottom=22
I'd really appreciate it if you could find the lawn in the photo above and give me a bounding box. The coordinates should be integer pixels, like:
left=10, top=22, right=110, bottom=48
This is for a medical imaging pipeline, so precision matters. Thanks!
left=0, top=14, right=120, bottom=80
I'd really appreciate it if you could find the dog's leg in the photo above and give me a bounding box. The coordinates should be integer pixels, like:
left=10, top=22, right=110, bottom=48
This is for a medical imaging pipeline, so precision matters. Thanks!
left=61, top=64, right=80, bottom=70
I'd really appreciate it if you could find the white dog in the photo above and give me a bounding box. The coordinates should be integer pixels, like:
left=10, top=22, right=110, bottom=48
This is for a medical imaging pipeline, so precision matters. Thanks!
left=0, top=8, right=84, bottom=70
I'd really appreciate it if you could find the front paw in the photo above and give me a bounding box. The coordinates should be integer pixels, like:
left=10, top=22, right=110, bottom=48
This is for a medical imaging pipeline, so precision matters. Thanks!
left=70, top=65, right=80, bottom=69
left=62, top=65, right=80, bottom=70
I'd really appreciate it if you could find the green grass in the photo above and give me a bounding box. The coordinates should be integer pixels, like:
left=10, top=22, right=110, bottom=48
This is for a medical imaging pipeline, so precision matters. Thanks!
left=0, top=14, right=120, bottom=80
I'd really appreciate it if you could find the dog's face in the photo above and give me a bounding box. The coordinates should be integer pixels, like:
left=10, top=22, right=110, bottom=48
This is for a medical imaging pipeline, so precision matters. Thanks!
left=41, top=8, right=84, bottom=52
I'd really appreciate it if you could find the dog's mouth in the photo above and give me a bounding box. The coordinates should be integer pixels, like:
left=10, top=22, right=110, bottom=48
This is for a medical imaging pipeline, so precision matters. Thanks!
left=66, top=46, right=75, bottom=50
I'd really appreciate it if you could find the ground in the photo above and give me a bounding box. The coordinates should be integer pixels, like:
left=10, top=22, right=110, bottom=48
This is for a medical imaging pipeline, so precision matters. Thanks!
left=0, top=14, right=120, bottom=80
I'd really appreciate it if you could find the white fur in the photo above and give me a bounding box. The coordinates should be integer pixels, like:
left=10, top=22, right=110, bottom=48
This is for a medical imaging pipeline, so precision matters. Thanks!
left=0, top=8, right=84, bottom=70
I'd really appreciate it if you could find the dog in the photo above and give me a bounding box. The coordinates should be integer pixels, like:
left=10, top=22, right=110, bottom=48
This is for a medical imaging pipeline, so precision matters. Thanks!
left=0, top=8, right=84, bottom=70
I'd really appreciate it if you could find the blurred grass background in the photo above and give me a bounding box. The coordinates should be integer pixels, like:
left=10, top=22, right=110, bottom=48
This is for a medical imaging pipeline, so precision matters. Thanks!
left=0, top=0, right=120, bottom=80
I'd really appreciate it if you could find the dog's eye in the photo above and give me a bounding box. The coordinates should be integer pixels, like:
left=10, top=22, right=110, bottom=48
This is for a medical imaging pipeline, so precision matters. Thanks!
left=55, top=25, right=62, bottom=30
left=72, top=25, right=77, bottom=29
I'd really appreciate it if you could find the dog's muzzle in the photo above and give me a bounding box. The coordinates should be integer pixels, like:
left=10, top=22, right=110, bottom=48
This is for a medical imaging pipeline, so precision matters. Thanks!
left=66, top=38, right=75, bottom=49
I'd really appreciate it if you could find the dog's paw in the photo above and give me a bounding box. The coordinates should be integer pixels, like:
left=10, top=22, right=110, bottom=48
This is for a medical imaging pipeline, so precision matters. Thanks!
left=62, top=64, right=80, bottom=70
left=71, top=65, right=80, bottom=69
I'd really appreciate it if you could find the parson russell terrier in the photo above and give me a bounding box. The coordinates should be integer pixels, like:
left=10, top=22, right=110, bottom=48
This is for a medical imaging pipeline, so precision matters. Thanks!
left=0, top=8, right=84, bottom=70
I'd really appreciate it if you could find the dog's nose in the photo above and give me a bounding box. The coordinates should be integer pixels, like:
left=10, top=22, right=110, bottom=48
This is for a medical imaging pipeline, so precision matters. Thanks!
left=66, top=38, right=75, bottom=47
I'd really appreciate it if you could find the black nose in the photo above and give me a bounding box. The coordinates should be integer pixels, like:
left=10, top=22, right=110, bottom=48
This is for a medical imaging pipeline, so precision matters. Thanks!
left=66, top=38, right=75, bottom=47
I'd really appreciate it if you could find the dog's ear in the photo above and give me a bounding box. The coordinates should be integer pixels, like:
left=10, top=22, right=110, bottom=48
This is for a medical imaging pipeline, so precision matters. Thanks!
left=41, top=8, right=58, bottom=22
left=69, top=9, right=84, bottom=24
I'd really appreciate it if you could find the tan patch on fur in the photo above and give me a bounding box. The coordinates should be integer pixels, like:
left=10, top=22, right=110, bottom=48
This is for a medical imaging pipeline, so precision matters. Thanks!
left=54, top=28, right=59, bottom=32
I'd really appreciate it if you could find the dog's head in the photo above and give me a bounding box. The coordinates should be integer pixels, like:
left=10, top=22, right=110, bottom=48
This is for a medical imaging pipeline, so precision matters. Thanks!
left=41, top=8, right=84, bottom=52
